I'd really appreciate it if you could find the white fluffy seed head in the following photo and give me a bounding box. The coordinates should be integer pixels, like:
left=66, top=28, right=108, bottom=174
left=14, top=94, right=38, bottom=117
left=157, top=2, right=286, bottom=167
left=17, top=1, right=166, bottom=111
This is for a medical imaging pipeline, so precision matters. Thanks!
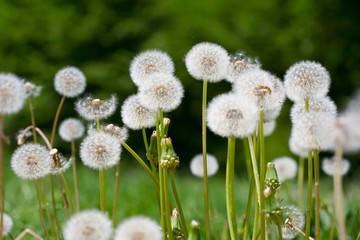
left=340, top=112, right=360, bottom=153
left=63, top=210, right=113, bottom=240
left=59, top=118, right=85, bottom=142
left=54, top=66, right=86, bottom=98
left=75, top=95, right=117, bottom=121
left=121, top=94, right=156, bottom=130
left=281, top=206, right=305, bottom=239
left=291, top=112, right=337, bottom=151
left=1, top=213, right=13, bottom=236
left=284, top=61, right=330, bottom=102
left=290, top=96, right=337, bottom=123
left=114, top=216, right=162, bottom=240
left=226, top=52, right=261, bottom=83
left=24, top=81, right=42, bottom=98
left=138, top=73, right=184, bottom=112
left=0, top=73, right=26, bottom=115
left=233, top=69, right=286, bottom=119
left=80, top=131, right=121, bottom=169
left=322, top=157, right=350, bottom=176
left=207, top=93, right=259, bottom=138
left=130, top=50, right=175, bottom=87
left=11, top=143, right=51, bottom=180
left=100, top=124, right=129, bottom=143
left=185, top=42, right=230, bottom=82
left=288, top=134, right=308, bottom=158
left=189, top=153, right=219, bottom=178
left=272, top=157, right=297, bottom=182
left=264, top=120, right=276, bottom=136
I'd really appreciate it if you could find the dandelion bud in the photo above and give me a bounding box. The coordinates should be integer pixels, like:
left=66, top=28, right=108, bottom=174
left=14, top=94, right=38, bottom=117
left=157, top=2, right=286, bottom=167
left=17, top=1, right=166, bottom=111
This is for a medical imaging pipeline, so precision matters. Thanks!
left=160, top=138, right=180, bottom=170
left=63, top=210, right=113, bottom=240
left=114, top=216, right=162, bottom=240
left=188, top=220, right=201, bottom=240
left=0, top=73, right=26, bottom=114
left=272, top=157, right=298, bottom=182
left=59, top=118, right=85, bottom=142
left=284, top=61, right=330, bottom=102
left=185, top=42, right=230, bottom=82
left=1, top=213, right=13, bottom=236
left=162, top=117, right=171, bottom=137
left=264, top=162, right=281, bottom=198
left=130, top=50, right=175, bottom=86
left=54, top=66, right=86, bottom=98
left=75, top=95, right=117, bottom=121
left=171, top=208, right=184, bottom=239
left=189, top=153, right=219, bottom=178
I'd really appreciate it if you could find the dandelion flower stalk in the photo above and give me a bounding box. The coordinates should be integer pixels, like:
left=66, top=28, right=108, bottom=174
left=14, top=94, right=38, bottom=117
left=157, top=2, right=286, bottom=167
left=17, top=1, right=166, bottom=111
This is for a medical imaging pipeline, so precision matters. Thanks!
left=71, top=140, right=80, bottom=212
left=305, top=149, right=313, bottom=240
left=258, top=111, right=266, bottom=240
left=298, top=156, right=305, bottom=210
left=0, top=115, right=4, bottom=240
left=34, top=180, right=50, bottom=240
left=112, top=161, right=121, bottom=226
left=50, top=96, right=65, bottom=145
left=226, top=136, right=237, bottom=240
left=313, top=150, right=320, bottom=239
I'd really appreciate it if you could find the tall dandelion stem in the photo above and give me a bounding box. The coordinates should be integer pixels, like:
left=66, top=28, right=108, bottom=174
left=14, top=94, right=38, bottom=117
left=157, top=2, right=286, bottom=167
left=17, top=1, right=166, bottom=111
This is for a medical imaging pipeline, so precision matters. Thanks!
left=163, top=169, right=173, bottom=240
left=298, top=157, right=305, bottom=210
left=226, top=137, right=237, bottom=240
left=99, top=168, right=105, bottom=212
left=112, top=161, right=121, bottom=226
left=71, top=140, right=80, bottom=212
left=28, top=97, right=38, bottom=143
left=314, top=150, right=320, bottom=239
left=258, top=111, right=266, bottom=240
left=0, top=115, right=4, bottom=240
left=50, top=96, right=65, bottom=145
left=305, top=150, right=313, bottom=240
left=34, top=180, right=50, bottom=240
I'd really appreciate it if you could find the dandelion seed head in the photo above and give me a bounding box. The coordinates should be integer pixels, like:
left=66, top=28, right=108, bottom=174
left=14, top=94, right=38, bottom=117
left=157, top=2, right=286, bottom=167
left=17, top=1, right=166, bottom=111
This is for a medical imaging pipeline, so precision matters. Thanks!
left=63, top=210, right=113, bottom=240
left=190, top=153, right=219, bottom=178
left=263, top=120, right=276, bottom=136
left=272, top=157, right=297, bottom=182
left=284, top=61, right=330, bottom=102
left=138, top=73, right=184, bottom=112
left=24, top=81, right=42, bottom=98
left=226, top=52, right=261, bottom=83
left=185, top=42, right=230, bottom=82
left=49, top=148, right=73, bottom=175
left=80, top=131, right=121, bottom=169
left=207, top=93, right=259, bottom=138
left=0, top=73, right=26, bottom=114
left=130, top=50, right=175, bottom=86
left=11, top=143, right=51, bottom=180
left=54, top=66, right=86, bottom=98
left=1, top=213, right=13, bottom=236
left=114, top=216, right=162, bottom=240
left=288, top=134, right=308, bottom=158
left=59, top=118, right=85, bottom=142
left=75, top=95, right=117, bottom=121
left=281, top=206, right=305, bottom=240
left=121, top=94, right=156, bottom=130
left=322, top=157, right=350, bottom=176
left=101, top=124, right=129, bottom=143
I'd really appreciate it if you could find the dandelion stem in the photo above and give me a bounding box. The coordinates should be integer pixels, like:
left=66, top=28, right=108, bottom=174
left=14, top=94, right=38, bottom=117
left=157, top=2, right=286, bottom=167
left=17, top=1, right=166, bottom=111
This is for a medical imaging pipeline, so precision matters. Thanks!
left=298, top=156, right=305, bottom=210
left=71, top=140, right=80, bottom=212
left=112, top=161, right=121, bottom=226
left=50, top=96, right=65, bottom=146
left=60, top=173, right=75, bottom=213
left=28, top=97, right=38, bottom=143
left=305, top=150, right=313, bottom=240
left=247, top=137, right=261, bottom=207
left=226, top=136, right=237, bottom=240
left=258, top=111, right=266, bottom=240
left=244, top=176, right=254, bottom=240
left=34, top=180, right=50, bottom=240
left=40, top=180, right=57, bottom=240
left=313, top=150, right=320, bottom=239
left=202, top=80, right=211, bottom=240
left=169, top=171, right=188, bottom=238
left=99, top=168, right=105, bottom=212
left=0, top=114, right=4, bottom=240
left=49, top=176, right=61, bottom=232
left=163, top=169, right=174, bottom=240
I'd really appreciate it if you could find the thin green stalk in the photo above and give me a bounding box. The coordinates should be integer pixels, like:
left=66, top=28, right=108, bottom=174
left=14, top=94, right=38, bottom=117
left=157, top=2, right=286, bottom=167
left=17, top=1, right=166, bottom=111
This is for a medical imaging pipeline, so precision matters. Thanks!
left=226, top=137, right=237, bottom=240
left=244, top=176, right=254, bottom=240
left=252, top=195, right=259, bottom=240
left=258, top=112, right=266, bottom=240
left=298, top=157, right=305, bottom=210
left=163, top=169, right=174, bottom=240
left=71, top=140, right=80, bottom=212
left=0, top=115, right=4, bottom=240
left=41, top=180, right=58, bottom=240
left=34, top=180, right=50, bottom=240
left=247, top=137, right=261, bottom=208
left=202, top=80, right=211, bottom=240
left=276, top=222, right=283, bottom=240
left=49, top=176, right=61, bottom=232
left=99, top=168, right=105, bottom=212
left=57, top=175, right=69, bottom=218
left=60, top=173, right=75, bottom=213
left=243, top=139, right=252, bottom=180
left=305, top=150, right=313, bottom=240
left=50, top=96, right=65, bottom=146
left=112, top=161, right=121, bottom=226
left=142, top=128, right=156, bottom=174
left=313, top=150, right=320, bottom=240
left=169, top=171, right=188, bottom=238
left=28, top=97, right=38, bottom=143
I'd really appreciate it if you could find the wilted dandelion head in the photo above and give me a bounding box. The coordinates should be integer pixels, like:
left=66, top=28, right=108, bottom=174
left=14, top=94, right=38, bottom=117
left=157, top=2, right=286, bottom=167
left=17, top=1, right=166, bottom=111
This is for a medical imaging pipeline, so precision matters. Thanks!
left=138, top=73, right=184, bottom=112
left=114, top=216, right=162, bottom=240
left=54, top=66, right=86, bottom=98
left=291, top=112, right=337, bottom=151
left=226, top=52, right=261, bottom=83
left=190, top=153, right=219, bottom=178
left=59, top=118, right=85, bottom=142
left=284, top=61, right=330, bottom=102
left=185, top=42, right=230, bottom=82
left=272, top=157, right=297, bottom=182
left=75, top=95, right=117, bottom=121
left=24, top=81, right=42, bottom=98
left=80, top=131, right=121, bottom=169
left=0, top=73, right=26, bottom=115
left=11, top=143, right=51, bottom=180
left=207, top=93, right=259, bottom=138
left=233, top=69, right=286, bottom=116
left=101, top=124, right=129, bottom=143
left=1, top=213, right=13, bottom=236
left=121, top=94, right=156, bottom=130
left=63, top=210, right=113, bottom=240
left=290, top=96, right=337, bottom=123
left=322, top=157, right=350, bottom=176
left=281, top=206, right=305, bottom=239
left=130, top=50, right=175, bottom=86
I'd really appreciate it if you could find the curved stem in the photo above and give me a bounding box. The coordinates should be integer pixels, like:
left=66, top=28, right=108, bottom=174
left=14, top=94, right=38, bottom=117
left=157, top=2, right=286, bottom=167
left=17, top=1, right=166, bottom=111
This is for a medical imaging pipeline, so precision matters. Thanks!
left=226, top=137, right=237, bottom=240
left=50, top=96, right=66, bottom=146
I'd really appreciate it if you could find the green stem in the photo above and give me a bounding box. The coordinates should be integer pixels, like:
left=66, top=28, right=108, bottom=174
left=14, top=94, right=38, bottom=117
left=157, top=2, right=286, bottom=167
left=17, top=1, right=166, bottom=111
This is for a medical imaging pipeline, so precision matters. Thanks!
left=247, top=137, right=261, bottom=208
left=283, top=181, right=294, bottom=204
left=29, top=97, right=38, bottom=143
left=34, top=180, right=50, bottom=240
left=202, top=80, right=211, bottom=240
left=41, top=179, right=57, bottom=239
left=142, top=128, right=157, bottom=174
left=258, top=112, right=266, bottom=240
left=112, top=161, right=121, bottom=226
left=244, top=176, right=254, bottom=240
left=252, top=195, right=259, bottom=240
left=226, top=137, right=237, bottom=240
left=169, top=171, right=188, bottom=238
left=298, top=156, right=305, bottom=210
left=313, top=150, right=320, bottom=240
left=71, top=140, right=80, bottom=212
left=99, top=168, right=105, bottom=212
left=50, top=96, right=65, bottom=146
left=243, top=139, right=252, bottom=180
left=49, top=176, right=61, bottom=232
left=305, top=150, right=313, bottom=240
left=163, top=169, right=174, bottom=240
left=0, top=114, right=4, bottom=240
left=60, top=173, right=75, bottom=213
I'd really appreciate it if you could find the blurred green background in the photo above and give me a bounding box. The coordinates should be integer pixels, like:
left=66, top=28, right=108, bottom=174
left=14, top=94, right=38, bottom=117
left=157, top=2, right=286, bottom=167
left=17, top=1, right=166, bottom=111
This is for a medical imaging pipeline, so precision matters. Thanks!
left=1, top=0, right=360, bottom=171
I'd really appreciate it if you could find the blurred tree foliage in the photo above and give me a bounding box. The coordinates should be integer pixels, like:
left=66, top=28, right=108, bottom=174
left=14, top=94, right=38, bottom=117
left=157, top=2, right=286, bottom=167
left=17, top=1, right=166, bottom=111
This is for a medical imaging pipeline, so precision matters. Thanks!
left=1, top=0, right=359, bottom=170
